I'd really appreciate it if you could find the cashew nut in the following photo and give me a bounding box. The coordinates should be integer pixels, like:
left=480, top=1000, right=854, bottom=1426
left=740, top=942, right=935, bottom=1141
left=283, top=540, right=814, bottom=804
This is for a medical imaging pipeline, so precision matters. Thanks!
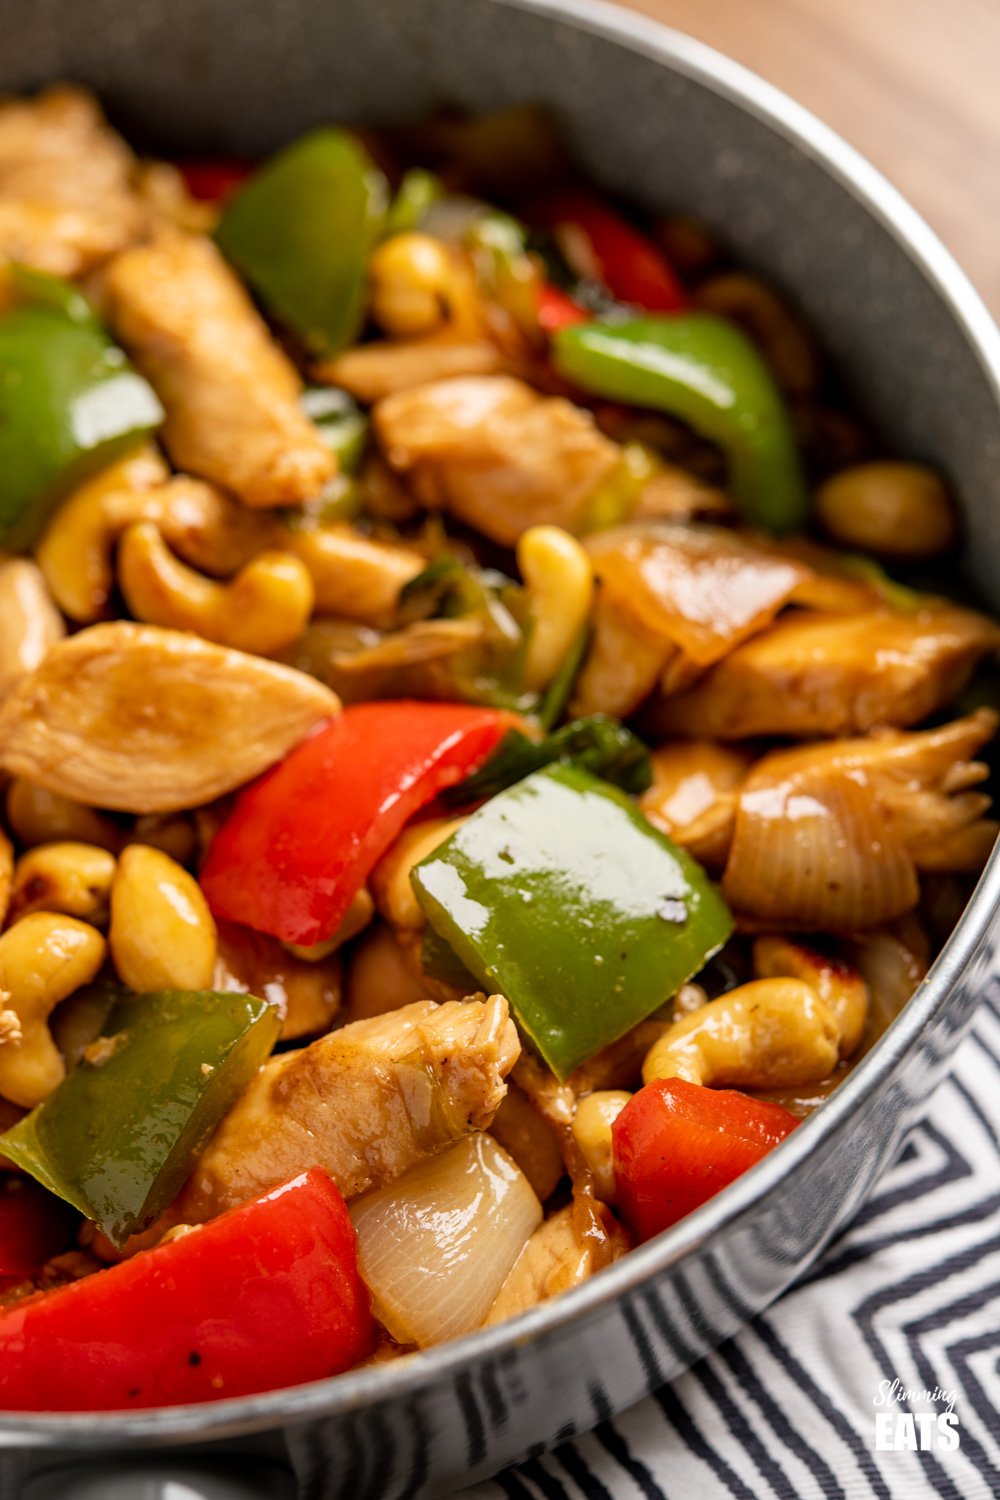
left=641, top=978, right=840, bottom=1091
left=370, top=816, right=468, bottom=931
left=816, top=461, right=957, bottom=559
left=344, top=921, right=438, bottom=1021
left=152, top=477, right=284, bottom=577
left=753, top=936, right=869, bottom=1058
left=283, top=887, right=374, bottom=961
left=36, top=451, right=282, bottom=625
left=118, top=522, right=315, bottom=656
left=109, top=844, right=217, bottom=993
left=35, top=446, right=168, bottom=622
left=491, top=1082, right=565, bottom=1202
left=571, top=1090, right=632, bottom=1203
left=5, top=779, right=124, bottom=853
left=214, top=919, right=341, bottom=1042
left=517, top=525, right=594, bottom=692
left=0, top=558, right=66, bottom=701
left=0, top=912, right=106, bottom=1108
left=7, top=842, right=117, bottom=928
left=288, top=526, right=424, bottom=626
left=369, top=232, right=480, bottom=339
left=129, top=813, right=197, bottom=867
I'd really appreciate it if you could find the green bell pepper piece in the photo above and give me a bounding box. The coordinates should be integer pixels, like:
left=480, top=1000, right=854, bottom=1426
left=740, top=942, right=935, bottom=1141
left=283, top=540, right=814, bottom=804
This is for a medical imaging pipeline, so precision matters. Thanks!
left=216, top=129, right=389, bottom=357
left=0, top=287, right=164, bottom=550
left=444, top=714, right=652, bottom=808
left=553, top=315, right=807, bottom=533
left=537, top=620, right=590, bottom=730
left=465, top=210, right=539, bottom=337
left=837, top=553, right=926, bottom=613
left=397, top=553, right=506, bottom=624
left=301, top=386, right=369, bottom=473
left=0, top=989, right=280, bottom=1246
left=396, top=554, right=535, bottom=712
left=412, top=763, right=732, bottom=1078
left=384, top=167, right=445, bottom=236
left=421, top=921, right=481, bottom=992
left=309, top=475, right=365, bottom=526
left=9, top=263, right=99, bottom=324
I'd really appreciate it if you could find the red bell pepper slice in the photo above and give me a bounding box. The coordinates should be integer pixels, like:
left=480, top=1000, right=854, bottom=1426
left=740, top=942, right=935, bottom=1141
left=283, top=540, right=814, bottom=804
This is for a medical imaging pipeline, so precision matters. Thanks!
left=537, top=282, right=591, bottom=334
left=612, top=1077, right=799, bottom=1242
left=0, top=1169, right=373, bottom=1410
left=176, top=158, right=255, bottom=203
left=200, top=700, right=511, bottom=946
left=533, top=192, right=687, bottom=313
left=0, top=1177, right=75, bottom=1279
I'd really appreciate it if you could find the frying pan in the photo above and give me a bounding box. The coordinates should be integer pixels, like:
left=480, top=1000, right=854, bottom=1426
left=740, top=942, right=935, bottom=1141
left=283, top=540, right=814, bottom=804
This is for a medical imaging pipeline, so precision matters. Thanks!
left=4, top=0, right=1000, bottom=1494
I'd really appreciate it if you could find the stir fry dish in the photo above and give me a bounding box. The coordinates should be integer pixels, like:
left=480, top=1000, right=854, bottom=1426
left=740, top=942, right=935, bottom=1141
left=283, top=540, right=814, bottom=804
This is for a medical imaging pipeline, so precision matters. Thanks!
left=0, top=88, right=997, bottom=1411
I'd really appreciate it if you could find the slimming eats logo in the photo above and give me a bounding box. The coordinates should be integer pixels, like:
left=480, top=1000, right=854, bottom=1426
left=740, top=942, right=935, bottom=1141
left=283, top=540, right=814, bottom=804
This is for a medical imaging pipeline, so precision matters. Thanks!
left=873, top=1379, right=961, bottom=1452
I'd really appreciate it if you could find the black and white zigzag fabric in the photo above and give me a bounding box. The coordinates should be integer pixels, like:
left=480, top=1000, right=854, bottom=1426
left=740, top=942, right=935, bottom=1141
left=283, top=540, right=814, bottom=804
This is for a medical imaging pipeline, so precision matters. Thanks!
left=460, top=980, right=1000, bottom=1500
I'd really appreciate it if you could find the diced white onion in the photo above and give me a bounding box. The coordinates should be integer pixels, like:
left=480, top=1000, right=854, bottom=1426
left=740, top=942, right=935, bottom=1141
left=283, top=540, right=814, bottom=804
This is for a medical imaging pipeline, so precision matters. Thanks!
left=722, top=756, right=918, bottom=931
left=350, top=1132, right=542, bottom=1348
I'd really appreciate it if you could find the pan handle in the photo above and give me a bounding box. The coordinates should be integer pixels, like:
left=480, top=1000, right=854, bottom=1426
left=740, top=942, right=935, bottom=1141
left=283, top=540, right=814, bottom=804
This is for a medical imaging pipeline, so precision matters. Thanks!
left=22, top=1456, right=297, bottom=1500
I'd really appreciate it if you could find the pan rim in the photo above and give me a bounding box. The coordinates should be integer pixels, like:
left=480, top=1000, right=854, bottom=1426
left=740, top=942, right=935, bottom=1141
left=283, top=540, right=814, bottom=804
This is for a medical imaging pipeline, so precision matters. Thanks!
left=4, top=0, right=1000, bottom=1446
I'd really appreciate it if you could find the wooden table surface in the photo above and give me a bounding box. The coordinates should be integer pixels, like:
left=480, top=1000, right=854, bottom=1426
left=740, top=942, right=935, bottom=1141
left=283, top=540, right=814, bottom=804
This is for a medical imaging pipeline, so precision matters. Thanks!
left=619, top=0, right=1000, bottom=315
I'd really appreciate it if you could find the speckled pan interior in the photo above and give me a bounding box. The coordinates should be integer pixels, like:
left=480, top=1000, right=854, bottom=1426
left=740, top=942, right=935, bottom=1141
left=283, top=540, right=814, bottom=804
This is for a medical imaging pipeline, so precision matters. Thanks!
left=3, top=3, right=1000, bottom=1496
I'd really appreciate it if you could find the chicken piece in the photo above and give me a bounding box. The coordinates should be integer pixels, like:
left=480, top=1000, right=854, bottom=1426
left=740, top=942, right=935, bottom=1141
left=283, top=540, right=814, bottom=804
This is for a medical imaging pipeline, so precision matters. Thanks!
left=722, top=710, right=998, bottom=931
left=134, top=160, right=219, bottom=236
left=875, top=717, right=1000, bottom=872
left=0, top=85, right=143, bottom=276
left=102, top=230, right=333, bottom=508
left=485, top=1203, right=630, bottom=1325
left=319, top=337, right=505, bottom=404
left=173, top=996, right=519, bottom=1225
left=640, top=741, right=752, bottom=869
left=570, top=592, right=674, bottom=720
left=0, top=622, right=338, bottom=814
left=653, top=606, right=1000, bottom=739
left=374, top=375, right=621, bottom=545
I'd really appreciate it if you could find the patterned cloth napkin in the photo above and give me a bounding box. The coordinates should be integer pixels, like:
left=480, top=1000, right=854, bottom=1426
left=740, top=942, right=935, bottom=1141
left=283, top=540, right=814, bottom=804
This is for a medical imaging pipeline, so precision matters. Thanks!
left=460, top=981, right=1000, bottom=1500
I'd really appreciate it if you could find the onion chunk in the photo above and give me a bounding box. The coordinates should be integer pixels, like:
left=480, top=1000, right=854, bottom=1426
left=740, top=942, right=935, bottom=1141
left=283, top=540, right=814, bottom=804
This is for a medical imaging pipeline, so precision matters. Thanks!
left=350, top=1133, right=541, bottom=1347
